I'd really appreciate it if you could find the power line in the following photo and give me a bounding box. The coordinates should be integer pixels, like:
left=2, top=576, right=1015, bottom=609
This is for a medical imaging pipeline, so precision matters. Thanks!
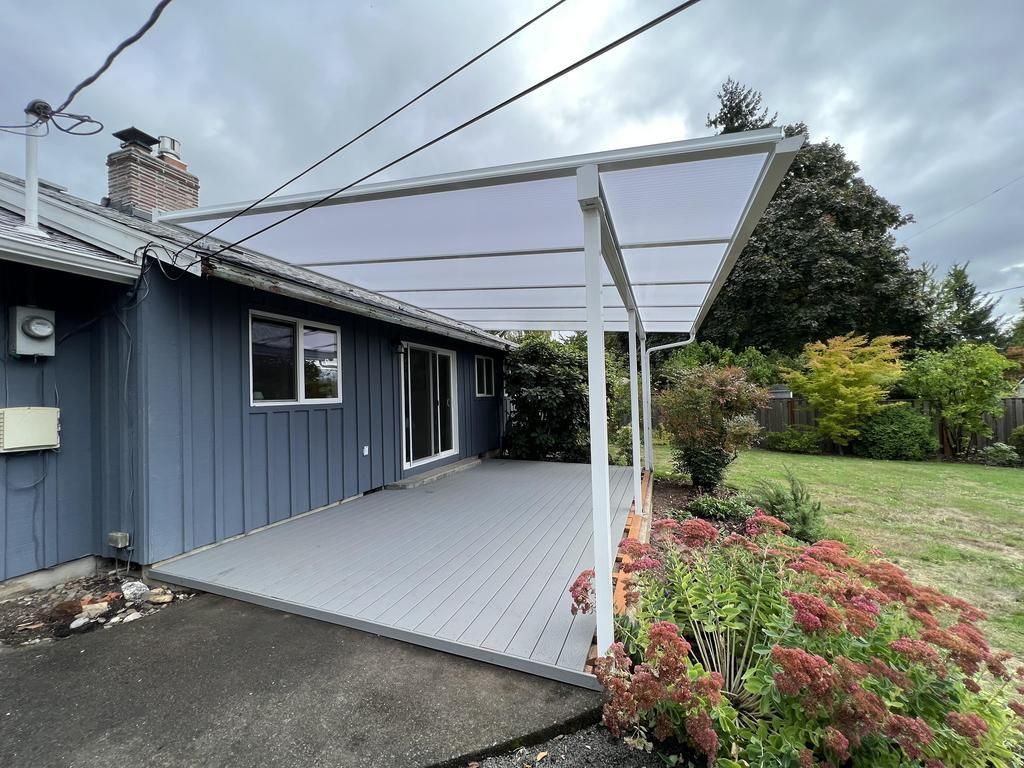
left=985, top=283, right=1024, bottom=296
left=905, top=171, right=1024, bottom=242
left=3, top=0, right=171, bottom=138
left=51, top=0, right=174, bottom=115
left=199, top=0, right=706, bottom=265
left=172, top=0, right=570, bottom=258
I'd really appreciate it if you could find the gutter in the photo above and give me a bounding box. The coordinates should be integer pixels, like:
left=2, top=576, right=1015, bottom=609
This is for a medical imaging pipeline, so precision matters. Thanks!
left=205, top=259, right=513, bottom=351
left=0, top=233, right=140, bottom=284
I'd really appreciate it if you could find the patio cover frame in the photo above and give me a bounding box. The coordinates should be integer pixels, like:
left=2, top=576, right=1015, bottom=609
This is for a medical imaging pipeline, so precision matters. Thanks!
left=159, top=127, right=803, bottom=655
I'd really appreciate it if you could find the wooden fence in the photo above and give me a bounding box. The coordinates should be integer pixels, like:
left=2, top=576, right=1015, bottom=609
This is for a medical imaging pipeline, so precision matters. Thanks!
left=757, top=398, right=1024, bottom=452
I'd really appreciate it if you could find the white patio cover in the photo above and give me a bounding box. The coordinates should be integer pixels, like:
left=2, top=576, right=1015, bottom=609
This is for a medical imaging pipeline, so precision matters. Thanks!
left=160, top=127, right=802, bottom=337
left=159, top=126, right=802, bottom=659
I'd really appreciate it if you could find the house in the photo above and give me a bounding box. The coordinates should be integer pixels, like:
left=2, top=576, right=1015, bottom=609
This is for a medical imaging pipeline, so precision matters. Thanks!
left=0, top=128, right=510, bottom=584
left=0, top=125, right=800, bottom=686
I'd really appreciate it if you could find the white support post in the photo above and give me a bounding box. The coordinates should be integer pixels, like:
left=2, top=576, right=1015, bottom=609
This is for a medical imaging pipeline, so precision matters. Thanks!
left=627, top=310, right=642, bottom=514
left=641, top=336, right=654, bottom=471
left=579, top=165, right=614, bottom=655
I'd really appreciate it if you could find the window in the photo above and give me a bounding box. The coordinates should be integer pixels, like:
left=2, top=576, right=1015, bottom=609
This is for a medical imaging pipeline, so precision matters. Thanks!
left=250, top=312, right=340, bottom=404
left=475, top=355, right=495, bottom=397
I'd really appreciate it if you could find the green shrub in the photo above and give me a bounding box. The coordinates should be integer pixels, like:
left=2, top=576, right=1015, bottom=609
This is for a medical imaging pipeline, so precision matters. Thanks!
left=1009, top=425, right=1024, bottom=456
left=584, top=518, right=1024, bottom=766
left=762, top=424, right=822, bottom=454
left=974, top=442, right=1021, bottom=467
left=851, top=403, right=939, bottom=461
left=609, top=425, right=632, bottom=466
left=746, top=469, right=825, bottom=542
left=685, top=493, right=755, bottom=522
left=503, top=338, right=589, bottom=462
left=673, top=442, right=732, bottom=491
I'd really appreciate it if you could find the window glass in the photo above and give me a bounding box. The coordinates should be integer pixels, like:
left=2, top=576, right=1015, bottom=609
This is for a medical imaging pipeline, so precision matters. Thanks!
left=476, top=356, right=494, bottom=396
left=252, top=318, right=296, bottom=401
left=303, top=326, right=339, bottom=399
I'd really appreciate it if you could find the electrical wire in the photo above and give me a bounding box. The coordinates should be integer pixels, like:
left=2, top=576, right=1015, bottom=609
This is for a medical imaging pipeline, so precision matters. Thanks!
left=170, top=0, right=570, bottom=259
left=202, top=0, right=706, bottom=263
left=0, top=120, right=50, bottom=137
left=905, top=172, right=1024, bottom=242
left=985, top=283, right=1024, bottom=296
left=51, top=0, right=174, bottom=115
left=0, top=0, right=169, bottom=139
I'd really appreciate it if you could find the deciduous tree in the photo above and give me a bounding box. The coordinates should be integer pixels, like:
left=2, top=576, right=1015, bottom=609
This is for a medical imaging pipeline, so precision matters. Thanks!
left=784, top=334, right=906, bottom=449
left=902, top=343, right=1015, bottom=454
left=699, top=81, right=932, bottom=354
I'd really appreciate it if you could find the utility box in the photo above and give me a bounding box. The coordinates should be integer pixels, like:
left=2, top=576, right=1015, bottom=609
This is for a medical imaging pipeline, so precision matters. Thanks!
left=8, top=307, right=56, bottom=357
left=0, top=407, right=61, bottom=453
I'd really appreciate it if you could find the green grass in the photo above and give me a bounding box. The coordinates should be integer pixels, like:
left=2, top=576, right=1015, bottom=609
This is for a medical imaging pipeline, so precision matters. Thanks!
left=655, top=443, right=1024, bottom=657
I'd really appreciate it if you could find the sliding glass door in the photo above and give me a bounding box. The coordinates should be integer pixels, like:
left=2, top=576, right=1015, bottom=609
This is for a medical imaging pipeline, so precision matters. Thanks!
left=403, top=344, right=457, bottom=467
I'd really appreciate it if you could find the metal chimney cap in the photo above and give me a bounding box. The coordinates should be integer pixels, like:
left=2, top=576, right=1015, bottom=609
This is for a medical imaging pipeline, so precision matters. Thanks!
left=157, top=135, right=181, bottom=159
left=112, top=127, right=158, bottom=150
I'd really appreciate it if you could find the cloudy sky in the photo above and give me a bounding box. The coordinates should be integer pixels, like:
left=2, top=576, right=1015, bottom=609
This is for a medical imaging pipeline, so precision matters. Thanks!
left=1, top=0, right=1021, bottom=318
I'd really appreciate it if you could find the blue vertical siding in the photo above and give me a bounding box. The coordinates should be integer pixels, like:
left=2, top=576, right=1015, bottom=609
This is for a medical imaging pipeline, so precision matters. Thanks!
left=0, top=263, right=130, bottom=581
left=0, top=261, right=503, bottom=577
left=135, top=270, right=504, bottom=564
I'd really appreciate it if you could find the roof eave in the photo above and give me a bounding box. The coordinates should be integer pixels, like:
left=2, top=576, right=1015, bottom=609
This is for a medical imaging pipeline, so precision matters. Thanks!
left=205, top=256, right=513, bottom=351
left=0, top=232, right=141, bottom=284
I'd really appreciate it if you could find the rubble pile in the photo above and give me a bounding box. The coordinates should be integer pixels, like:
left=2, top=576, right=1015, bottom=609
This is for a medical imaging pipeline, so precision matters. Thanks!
left=0, top=573, right=193, bottom=647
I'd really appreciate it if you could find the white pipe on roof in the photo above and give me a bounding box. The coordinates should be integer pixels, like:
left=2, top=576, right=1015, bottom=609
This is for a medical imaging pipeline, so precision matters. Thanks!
left=18, top=106, right=46, bottom=237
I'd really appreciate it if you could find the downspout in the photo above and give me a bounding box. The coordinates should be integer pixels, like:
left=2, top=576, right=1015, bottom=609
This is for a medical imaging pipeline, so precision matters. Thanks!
left=642, top=335, right=695, bottom=470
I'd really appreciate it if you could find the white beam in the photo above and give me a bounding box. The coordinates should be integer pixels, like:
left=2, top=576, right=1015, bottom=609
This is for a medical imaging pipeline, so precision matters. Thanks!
left=628, top=310, right=642, bottom=514
left=447, top=320, right=693, bottom=332
left=159, top=128, right=785, bottom=224
left=580, top=168, right=614, bottom=655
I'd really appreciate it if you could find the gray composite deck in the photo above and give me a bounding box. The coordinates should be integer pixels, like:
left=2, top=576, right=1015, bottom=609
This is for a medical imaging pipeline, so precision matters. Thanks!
left=150, top=459, right=634, bottom=688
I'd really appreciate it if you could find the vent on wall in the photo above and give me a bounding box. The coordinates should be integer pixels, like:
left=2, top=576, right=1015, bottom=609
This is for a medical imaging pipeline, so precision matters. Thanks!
left=0, top=407, right=61, bottom=453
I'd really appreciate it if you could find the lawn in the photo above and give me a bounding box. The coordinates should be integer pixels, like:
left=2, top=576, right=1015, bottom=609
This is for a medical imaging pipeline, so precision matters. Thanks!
left=654, top=443, right=1024, bottom=657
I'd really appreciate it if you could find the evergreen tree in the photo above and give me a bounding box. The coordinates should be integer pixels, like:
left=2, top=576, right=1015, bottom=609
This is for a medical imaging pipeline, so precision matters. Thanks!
left=1008, top=300, right=1024, bottom=348
left=698, top=81, right=932, bottom=354
left=706, top=77, right=777, bottom=134
left=930, top=263, right=1005, bottom=346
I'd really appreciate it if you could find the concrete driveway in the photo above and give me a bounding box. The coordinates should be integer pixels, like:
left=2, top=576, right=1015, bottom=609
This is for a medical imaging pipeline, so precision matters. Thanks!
left=0, top=594, right=602, bottom=768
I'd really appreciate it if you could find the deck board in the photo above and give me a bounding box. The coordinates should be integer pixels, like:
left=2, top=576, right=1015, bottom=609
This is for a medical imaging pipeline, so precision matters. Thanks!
left=150, top=459, right=633, bottom=688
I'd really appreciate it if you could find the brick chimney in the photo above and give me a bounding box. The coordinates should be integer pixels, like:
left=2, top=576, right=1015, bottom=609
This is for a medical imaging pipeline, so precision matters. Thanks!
left=106, top=127, right=199, bottom=216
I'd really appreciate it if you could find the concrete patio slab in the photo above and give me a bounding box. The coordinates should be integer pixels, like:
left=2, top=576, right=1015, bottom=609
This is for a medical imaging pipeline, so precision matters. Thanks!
left=0, top=595, right=603, bottom=768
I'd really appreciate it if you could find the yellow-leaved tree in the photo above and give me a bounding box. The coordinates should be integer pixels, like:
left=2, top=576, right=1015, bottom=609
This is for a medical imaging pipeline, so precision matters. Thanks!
left=784, top=334, right=906, bottom=450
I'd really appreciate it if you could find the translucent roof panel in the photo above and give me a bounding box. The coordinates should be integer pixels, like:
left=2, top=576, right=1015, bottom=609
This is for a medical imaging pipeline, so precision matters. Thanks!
left=190, top=175, right=582, bottom=265
left=600, top=153, right=767, bottom=244
left=163, top=128, right=802, bottom=335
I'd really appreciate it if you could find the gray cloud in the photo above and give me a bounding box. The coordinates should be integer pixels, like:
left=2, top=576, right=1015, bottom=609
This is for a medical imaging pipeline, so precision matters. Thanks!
left=1, top=0, right=1021, bottom=317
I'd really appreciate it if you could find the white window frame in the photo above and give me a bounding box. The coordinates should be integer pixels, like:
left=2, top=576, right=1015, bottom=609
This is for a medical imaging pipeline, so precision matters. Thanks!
left=249, top=309, right=342, bottom=407
left=474, top=355, right=495, bottom=397
left=400, top=341, right=460, bottom=470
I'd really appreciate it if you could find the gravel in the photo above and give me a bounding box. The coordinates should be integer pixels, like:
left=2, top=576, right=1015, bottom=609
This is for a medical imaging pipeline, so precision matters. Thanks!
left=475, top=725, right=656, bottom=768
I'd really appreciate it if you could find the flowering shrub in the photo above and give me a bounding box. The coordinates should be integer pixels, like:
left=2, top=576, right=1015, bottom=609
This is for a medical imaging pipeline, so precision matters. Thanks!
left=579, top=517, right=1024, bottom=766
